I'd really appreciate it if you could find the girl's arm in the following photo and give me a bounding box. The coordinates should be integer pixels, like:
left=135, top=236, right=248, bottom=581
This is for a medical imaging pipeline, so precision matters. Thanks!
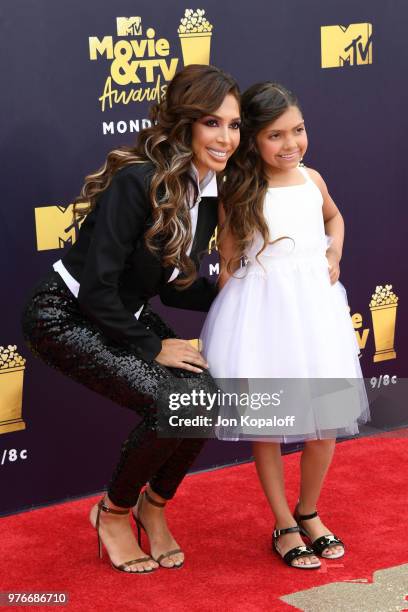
left=307, top=168, right=344, bottom=284
left=217, top=202, right=240, bottom=290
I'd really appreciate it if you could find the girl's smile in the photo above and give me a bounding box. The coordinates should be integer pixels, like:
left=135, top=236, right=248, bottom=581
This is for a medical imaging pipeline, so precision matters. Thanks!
left=256, top=105, right=308, bottom=175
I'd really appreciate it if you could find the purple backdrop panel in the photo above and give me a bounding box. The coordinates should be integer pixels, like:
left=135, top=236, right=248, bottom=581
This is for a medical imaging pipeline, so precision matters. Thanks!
left=0, top=0, right=406, bottom=515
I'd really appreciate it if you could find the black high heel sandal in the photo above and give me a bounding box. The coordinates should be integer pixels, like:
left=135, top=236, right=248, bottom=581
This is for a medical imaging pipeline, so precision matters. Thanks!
left=133, top=490, right=184, bottom=569
left=272, top=526, right=321, bottom=569
left=94, top=499, right=157, bottom=573
left=294, top=505, right=345, bottom=559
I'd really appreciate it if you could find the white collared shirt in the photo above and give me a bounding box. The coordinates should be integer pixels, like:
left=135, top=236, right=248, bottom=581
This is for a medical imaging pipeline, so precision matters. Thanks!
left=53, top=164, right=217, bottom=318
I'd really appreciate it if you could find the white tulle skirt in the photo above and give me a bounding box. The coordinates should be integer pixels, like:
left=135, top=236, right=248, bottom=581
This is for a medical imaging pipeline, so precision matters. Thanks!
left=200, top=251, right=370, bottom=443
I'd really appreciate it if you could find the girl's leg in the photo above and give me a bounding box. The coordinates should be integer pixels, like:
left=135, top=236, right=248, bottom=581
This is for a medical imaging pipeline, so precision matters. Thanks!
left=253, top=442, right=319, bottom=567
left=298, top=439, right=344, bottom=556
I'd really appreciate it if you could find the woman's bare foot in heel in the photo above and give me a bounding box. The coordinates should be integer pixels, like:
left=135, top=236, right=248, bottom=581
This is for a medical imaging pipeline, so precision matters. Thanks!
left=133, top=488, right=184, bottom=569
left=90, top=498, right=159, bottom=573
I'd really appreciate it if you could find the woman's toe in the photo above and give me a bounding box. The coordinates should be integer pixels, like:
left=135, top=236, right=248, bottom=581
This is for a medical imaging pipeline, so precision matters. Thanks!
left=127, top=564, right=141, bottom=573
left=169, top=554, right=183, bottom=566
left=160, top=556, right=175, bottom=568
left=135, top=558, right=157, bottom=572
left=147, top=560, right=158, bottom=570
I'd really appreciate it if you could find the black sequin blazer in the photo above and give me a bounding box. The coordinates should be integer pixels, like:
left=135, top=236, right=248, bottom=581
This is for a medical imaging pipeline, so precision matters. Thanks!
left=60, top=162, right=218, bottom=362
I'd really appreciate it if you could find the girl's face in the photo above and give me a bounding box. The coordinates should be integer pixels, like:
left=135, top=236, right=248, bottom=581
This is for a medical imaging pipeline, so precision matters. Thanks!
left=255, top=105, right=307, bottom=174
left=191, top=93, right=241, bottom=180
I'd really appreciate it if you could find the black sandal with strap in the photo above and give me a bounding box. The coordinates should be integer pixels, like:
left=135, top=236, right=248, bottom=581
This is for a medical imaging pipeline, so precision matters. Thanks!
left=272, top=526, right=321, bottom=569
left=133, top=489, right=184, bottom=569
left=95, top=499, right=157, bottom=573
left=294, top=506, right=345, bottom=559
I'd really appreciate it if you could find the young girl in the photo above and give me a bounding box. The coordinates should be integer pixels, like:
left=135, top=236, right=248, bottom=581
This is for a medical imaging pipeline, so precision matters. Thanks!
left=21, top=65, right=240, bottom=574
left=201, top=82, right=369, bottom=569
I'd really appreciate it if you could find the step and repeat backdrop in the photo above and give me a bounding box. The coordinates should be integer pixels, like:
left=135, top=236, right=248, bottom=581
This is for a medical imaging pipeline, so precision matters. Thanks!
left=0, top=0, right=406, bottom=515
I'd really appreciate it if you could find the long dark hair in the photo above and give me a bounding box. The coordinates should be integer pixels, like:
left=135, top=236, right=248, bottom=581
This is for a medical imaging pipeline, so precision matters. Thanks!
left=219, top=82, right=300, bottom=272
left=74, top=64, right=240, bottom=287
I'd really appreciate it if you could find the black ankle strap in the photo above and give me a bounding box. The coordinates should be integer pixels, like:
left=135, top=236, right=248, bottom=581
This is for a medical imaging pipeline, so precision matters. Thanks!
left=98, top=499, right=129, bottom=515
left=297, top=510, right=318, bottom=521
left=274, top=526, right=300, bottom=537
left=144, top=490, right=166, bottom=508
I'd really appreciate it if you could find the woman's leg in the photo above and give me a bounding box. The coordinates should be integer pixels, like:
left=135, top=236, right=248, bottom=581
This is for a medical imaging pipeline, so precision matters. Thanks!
left=21, top=275, right=212, bottom=569
left=298, top=438, right=344, bottom=556
left=129, top=435, right=205, bottom=567
left=105, top=419, right=205, bottom=568
left=253, top=441, right=319, bottom=567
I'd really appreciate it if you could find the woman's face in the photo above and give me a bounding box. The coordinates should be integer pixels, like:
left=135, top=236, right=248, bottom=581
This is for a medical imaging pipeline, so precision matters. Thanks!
left=255, top=105, right=308, bottom=173
left=191, top=93, right=241, bottom=180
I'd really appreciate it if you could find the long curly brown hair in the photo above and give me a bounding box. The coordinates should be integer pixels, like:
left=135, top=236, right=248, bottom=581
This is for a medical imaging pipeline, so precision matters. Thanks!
left=219, top=82, right=300, bottom=272
left=73, top=64, right=240, bottom=287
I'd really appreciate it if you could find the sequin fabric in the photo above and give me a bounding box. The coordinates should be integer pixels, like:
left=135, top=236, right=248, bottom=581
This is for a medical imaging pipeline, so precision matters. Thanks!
left=21, top=271, right=217, bottom=506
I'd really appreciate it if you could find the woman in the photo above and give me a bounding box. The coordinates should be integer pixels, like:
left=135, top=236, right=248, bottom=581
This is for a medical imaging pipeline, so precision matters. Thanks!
left=21, top=64, right=241, bottom=573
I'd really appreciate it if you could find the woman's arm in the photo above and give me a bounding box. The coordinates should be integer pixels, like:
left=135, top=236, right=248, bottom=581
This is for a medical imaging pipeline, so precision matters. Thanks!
left=159, top=278, right=217, bottom=312
left=159, top=200, right=238, bottom=307
left=307, top=168, right=344, bottom=284
left=77, top=167, right=207, bottom=372
left=77, top=166, right=163, bottom=362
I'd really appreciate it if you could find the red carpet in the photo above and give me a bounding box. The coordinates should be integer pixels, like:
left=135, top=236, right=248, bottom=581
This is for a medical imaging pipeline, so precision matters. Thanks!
left=1, top=435, right=408, bottom=612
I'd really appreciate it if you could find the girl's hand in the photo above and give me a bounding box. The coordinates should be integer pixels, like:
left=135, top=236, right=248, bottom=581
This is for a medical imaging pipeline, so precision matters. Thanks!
left=154, top=338, right=209, bottom=373
left=326, top=251, right=340, bottom=284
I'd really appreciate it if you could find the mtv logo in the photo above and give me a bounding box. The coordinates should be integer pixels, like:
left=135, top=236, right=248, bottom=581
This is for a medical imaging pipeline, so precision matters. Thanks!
left=116, top=17, right=142, bottom=37
left=34, top=205, right=84, bottom=251
left=321, top=23, right=372, bottom=68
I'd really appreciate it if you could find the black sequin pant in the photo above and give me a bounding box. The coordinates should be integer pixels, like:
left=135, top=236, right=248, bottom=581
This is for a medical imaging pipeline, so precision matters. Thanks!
left=21, top=272, right=216, bottom=507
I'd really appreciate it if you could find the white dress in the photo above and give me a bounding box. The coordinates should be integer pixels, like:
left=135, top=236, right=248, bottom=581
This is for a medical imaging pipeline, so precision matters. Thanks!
left=200, top=166, right=369, bottom=442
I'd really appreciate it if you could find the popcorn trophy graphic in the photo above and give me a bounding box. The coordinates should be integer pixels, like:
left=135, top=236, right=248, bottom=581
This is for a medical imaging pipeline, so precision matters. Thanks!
left=0, top=345, right=26, bottom=434
left=178, top=9, right=213, bottom=66
left=369, top=285, right=398, bottom=362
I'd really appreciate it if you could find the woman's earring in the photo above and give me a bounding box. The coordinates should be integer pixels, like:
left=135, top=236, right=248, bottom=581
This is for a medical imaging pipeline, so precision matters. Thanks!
left=299, top=157, right=305, bottom=167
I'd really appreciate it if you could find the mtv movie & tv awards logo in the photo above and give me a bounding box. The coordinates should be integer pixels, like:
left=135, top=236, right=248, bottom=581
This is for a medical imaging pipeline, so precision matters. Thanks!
left=88, top=9, right=213, bottom=132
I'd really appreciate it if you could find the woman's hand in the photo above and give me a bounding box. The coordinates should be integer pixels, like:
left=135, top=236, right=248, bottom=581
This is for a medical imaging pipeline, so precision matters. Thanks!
left=326, top=250, right=340, bottom=284
left=154, top=339, right=209, bottom=373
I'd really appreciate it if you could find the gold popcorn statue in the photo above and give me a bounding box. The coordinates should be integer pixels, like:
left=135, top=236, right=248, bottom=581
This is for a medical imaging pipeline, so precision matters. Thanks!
left=178, top=9, right=213, bottom=66
left=369, top=285, right=398, bottom=362
left=0, top=345, right=26, bottom=434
